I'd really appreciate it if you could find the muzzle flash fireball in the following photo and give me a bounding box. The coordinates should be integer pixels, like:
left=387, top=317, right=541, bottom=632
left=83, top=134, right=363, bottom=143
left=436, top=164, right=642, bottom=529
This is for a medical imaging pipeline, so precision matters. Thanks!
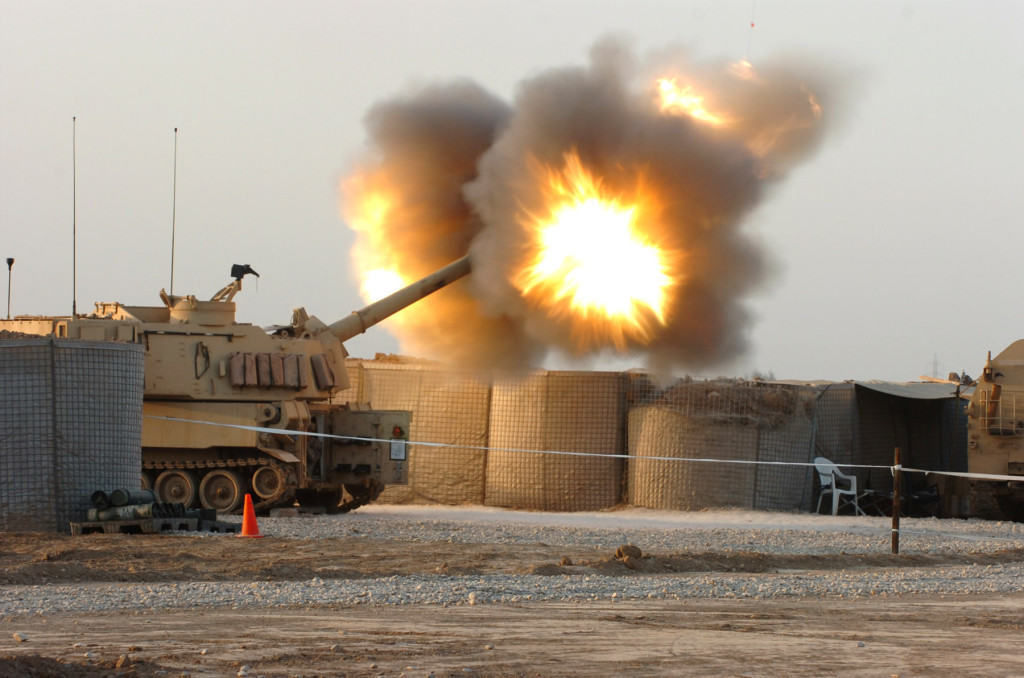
left=341, top=40, right=833, bottom=370
left=514, top=150, right=674, bottom=351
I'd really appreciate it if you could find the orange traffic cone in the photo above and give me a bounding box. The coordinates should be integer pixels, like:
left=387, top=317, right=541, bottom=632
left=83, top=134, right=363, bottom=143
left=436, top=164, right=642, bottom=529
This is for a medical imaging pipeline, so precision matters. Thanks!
left=238, top=493, right=263, bottom=538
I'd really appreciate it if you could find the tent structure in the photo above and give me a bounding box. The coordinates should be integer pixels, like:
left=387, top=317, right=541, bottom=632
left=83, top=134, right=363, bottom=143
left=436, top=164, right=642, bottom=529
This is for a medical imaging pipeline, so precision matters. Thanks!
left=812, top=381, right=968, bottom=516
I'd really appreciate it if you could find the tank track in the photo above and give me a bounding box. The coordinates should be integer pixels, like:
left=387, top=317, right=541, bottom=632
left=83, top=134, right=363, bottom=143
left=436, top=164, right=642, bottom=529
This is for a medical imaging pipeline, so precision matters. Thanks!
left=143, top=458, right=271, bottom=470
left=144, top=459, right=378, bottom=513
left=144, top=458, right=291, bottom=513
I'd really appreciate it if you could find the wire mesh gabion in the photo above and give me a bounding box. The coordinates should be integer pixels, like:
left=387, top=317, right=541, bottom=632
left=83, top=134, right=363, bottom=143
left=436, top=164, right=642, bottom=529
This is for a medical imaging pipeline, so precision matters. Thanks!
left=353, top=359, right=491, bottom=505
left=626, top=379, right=817, bottom=511
left=485, top=371, right=625, bottom=511
left=627, top=405, right=759, bottom=510
left=752, top=386, right=818, bottom=512
left=0, top=338, right=144, bottom=533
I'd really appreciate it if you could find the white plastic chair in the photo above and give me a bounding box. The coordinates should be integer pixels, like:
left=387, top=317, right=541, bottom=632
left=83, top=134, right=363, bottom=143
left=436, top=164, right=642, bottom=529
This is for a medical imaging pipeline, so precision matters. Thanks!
left=814, top=457, right=866, bottom=516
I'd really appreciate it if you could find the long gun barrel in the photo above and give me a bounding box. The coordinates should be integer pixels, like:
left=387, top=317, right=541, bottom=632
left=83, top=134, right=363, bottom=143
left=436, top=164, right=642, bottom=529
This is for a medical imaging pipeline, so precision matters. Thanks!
left=329, top=255, right=472, bottom=342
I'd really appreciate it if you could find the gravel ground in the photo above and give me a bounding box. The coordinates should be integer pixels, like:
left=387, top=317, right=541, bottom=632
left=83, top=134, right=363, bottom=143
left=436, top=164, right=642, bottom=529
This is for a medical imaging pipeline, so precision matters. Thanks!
left=3, top=506, right=1024, bottom=615
left=245, top=505, right=1024, bottom=555
left=4, top=563, right=1024, bottom=615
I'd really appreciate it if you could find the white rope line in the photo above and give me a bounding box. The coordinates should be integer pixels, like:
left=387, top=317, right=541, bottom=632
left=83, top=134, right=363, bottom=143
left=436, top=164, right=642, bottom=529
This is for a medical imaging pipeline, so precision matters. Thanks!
left=149, top=415, right=887, bottom=468
left=146, top=415, right=1023, bottom=481
left=901, top=467, right=1024, bottom=483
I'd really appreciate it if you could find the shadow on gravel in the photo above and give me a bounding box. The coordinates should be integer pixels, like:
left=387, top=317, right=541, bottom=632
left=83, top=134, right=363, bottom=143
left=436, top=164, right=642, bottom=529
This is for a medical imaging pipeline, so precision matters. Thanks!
left=526, top=548, right=1024, bottom=576
left=0, top=654, right=165, bottom=678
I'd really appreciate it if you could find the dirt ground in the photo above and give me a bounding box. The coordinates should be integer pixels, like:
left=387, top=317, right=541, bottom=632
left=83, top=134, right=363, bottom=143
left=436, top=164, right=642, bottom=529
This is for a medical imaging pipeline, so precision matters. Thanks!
left=1, top=532, right=1024, bottom=677
left=4, top=533, right=1024, bottom=585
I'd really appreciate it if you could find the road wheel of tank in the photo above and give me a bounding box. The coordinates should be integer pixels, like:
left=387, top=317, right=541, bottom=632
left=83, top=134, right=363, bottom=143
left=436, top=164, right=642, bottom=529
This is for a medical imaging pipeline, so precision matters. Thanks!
left=154, top=470, right=197, bottom=507
left=199, top=470, right=243, bottom=513
left=140, top=472, right=153, bottom=491
left=251, top=465, right=286, bottom=501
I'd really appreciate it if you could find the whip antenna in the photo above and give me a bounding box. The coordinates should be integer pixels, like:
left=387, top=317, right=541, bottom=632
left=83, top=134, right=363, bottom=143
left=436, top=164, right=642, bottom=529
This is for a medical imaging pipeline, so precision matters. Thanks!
left=170, top=127, right=178, bottom=295
left=72, top=116, right=78, bottom=317
left=6, top=258, right=13, bottom=320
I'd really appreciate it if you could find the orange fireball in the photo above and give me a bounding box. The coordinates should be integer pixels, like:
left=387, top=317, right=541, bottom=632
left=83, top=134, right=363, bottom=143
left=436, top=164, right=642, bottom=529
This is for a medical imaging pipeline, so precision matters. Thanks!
left=342, top=173, right=407, bottom=303
left=657, top=78, right=730, bottom=126
left=516, top=150, right=676, bottom=350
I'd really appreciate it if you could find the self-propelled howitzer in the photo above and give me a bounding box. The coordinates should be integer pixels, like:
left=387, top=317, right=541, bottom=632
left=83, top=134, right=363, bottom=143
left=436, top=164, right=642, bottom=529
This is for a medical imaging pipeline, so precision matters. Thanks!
left=0, top=256, right=472, bottom=512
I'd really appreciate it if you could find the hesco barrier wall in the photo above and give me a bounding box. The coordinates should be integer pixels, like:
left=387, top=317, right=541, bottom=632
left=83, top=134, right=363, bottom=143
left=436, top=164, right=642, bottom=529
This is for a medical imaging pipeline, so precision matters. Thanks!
left=333, top=359, right=965, bottom=514
left=753, top=386, right=819, bottom=511
left=626, top=380, right=818, bottom=512
left=347, top=360, right=491, bottom=505
left=485, top=371, right=625, bottom=511
left=0, top=338, right=144, bottom=533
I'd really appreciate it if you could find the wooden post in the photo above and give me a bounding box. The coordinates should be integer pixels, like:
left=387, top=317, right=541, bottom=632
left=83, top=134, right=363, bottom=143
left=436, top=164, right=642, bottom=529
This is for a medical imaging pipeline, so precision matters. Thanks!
left=892, top=446, right=901, bottom=555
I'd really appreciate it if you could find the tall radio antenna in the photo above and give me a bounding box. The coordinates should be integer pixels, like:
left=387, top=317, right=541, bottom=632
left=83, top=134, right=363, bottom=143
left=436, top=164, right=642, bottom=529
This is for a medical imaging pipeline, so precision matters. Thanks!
left=170, top=127, right=178, bottom=295
left=6, top=258, right=13, bottom=320
left=72, top=116, right=78, bottom=317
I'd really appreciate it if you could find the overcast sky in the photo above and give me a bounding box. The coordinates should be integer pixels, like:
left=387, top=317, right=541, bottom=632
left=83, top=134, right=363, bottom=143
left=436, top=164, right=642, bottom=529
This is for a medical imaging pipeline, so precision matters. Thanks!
left=2, top=0, right=1022, bottom=381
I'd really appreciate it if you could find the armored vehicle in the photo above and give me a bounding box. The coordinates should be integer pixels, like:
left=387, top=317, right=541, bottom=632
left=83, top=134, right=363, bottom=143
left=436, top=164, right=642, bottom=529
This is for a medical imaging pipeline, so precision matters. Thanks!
left=966, top=340, right=1024, bottom=521
left=2, top=256, right=471, bottom=513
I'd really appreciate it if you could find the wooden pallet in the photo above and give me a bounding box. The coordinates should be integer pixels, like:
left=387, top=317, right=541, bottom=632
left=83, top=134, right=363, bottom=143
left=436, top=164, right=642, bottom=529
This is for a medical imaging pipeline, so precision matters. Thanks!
left=69, top=518, right=240, bottom=535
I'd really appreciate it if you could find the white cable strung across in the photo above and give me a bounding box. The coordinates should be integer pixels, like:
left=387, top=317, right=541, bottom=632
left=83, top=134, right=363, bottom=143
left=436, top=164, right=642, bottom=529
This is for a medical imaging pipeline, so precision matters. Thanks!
left=901, top=467, right=1024, bottom=483
left=146, top=415, right=896, bottom=470
left=147, top=415, right=1024, bottom=481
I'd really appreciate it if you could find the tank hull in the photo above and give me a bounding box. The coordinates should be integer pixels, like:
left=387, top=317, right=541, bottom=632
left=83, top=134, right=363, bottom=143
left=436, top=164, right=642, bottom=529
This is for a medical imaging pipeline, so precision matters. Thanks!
left=141, top=400, right=408, bottom=512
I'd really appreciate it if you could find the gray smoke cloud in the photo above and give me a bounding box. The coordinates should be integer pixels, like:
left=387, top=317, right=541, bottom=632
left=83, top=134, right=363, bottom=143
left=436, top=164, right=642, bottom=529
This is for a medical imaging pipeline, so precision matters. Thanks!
left=343, top=39, right=834, bottom=372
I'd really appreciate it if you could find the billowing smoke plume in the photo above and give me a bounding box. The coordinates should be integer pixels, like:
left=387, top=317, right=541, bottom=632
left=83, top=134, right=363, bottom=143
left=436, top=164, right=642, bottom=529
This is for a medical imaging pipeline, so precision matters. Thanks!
left=342, top=39, right=833, bottom=372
